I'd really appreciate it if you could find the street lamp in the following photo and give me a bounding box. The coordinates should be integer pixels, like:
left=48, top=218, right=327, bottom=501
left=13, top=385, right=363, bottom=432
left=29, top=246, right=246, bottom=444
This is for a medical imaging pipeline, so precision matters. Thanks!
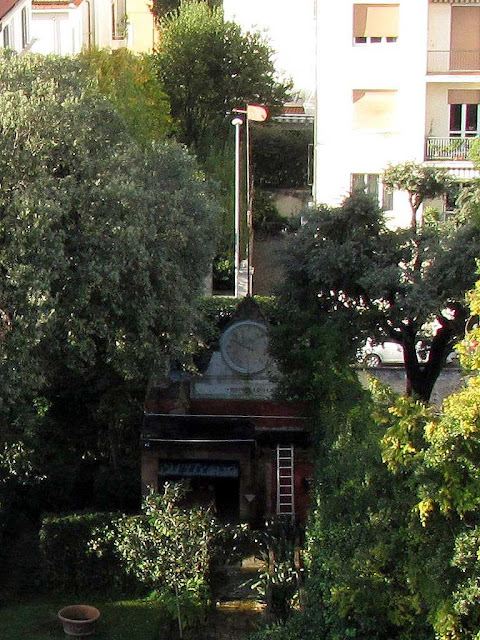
left=231, top=105, right=268, bottom=299
left=231, top=116, right=243, bottom=298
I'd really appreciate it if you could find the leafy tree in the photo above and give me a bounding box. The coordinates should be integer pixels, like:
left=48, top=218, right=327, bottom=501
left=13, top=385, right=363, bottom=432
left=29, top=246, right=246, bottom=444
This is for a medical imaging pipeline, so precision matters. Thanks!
left=251, top=123, right=313, bottom=189
left=153, top=0, right=291, bottom=153
left=383, top=161, right=451, bottom=231
left=0, top=52, right=217, bottom=515
left=80, top=48, right=173, bottom=146
left=379, top=279, right=480, bottom=640
left=262, top=280, right=480, bottom=640
left=279, top=192, right=480, bottom=402
left=91, top=484, right=214, bottom=636
left=151, top=0, right=220, bottom=22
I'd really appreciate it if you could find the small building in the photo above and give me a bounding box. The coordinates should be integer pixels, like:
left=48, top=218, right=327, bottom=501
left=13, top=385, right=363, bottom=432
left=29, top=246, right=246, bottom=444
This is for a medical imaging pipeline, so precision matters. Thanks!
left=30, top=0, right=156, bottom=56
left=141, top=298, right=312, bottom=524
left=0, top=0, right=32, bottom=52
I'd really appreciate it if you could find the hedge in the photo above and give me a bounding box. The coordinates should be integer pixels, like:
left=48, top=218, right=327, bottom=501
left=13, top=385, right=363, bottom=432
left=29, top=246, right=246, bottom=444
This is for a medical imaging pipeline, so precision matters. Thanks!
left=39, top=511, right=133, bottom=595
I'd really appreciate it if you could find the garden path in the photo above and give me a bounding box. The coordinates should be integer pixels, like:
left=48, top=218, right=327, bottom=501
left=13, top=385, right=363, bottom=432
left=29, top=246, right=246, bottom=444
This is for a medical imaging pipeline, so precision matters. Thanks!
left=208, top=555, right=267, bottom=639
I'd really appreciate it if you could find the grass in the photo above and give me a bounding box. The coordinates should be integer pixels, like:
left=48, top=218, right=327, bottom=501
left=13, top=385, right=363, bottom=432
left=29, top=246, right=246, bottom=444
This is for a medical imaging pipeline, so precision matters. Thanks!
left=0, top=596, right=171, bottom=640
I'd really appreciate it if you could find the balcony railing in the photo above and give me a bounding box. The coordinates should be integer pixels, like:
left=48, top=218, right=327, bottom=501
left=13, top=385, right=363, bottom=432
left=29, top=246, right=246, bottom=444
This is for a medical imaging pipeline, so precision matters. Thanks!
left=427, top=50, right=480, bottom=73
left=425, top=137, right=476, bottom=161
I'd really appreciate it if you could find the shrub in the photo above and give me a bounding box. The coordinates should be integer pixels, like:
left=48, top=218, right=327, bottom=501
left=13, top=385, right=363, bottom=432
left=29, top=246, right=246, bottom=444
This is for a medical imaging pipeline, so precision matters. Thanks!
left=90, top=483, right=215, bottom=637
left=253, top=190, right=291, bottom=237
left=39, top=511, right=129, bottom=595
left=251, top=124, right=313, bottom=189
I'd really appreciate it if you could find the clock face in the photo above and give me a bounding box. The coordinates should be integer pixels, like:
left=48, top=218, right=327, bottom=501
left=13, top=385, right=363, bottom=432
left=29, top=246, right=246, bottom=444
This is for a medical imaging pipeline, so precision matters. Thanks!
left=220, top=320, right=269, bottom=374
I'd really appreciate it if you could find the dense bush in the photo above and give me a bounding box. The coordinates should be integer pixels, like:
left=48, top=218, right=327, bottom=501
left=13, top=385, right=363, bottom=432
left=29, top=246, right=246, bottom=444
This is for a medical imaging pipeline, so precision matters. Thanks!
left=91, top=484, right=213, bottom=595
left=39, top=512, right=130, bottom=595
left=257, top=279, right=480, bottom=640
left=90, top=483, right=215, bottom=636
left=251, top=124, right=313, bottom=189
left=252, top=190, right=291, bottom=237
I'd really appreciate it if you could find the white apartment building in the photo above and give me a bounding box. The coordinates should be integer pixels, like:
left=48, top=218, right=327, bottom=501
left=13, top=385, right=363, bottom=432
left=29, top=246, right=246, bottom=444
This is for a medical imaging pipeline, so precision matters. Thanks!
left=313, top=0, right=480, bottom=226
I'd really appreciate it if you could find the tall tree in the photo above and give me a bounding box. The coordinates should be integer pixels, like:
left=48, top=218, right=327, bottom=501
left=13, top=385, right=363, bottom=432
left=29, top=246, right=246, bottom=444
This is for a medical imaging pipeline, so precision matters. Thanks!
left=383, top=161, right=451, bottom=231
left=153, top=0, right=290, bottom=153
left=0, top=52, right=217, bottom=511
left=279, top=191, right=480, bottom=402
left=80, top=48, right=173, bottom=146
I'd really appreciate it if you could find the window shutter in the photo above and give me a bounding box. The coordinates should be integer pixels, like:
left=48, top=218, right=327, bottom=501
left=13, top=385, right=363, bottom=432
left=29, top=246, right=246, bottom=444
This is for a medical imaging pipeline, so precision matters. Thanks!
left=354, top=5, right=399, bottom=38
left=448, top=90, right=480, bottom=104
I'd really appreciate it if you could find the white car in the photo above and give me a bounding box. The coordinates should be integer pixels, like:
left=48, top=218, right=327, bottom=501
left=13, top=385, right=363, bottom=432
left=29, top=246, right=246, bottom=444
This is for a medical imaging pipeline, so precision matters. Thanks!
left=359, top=340, right=405, bottom=367
left=359, top=340, right=457, bottom=367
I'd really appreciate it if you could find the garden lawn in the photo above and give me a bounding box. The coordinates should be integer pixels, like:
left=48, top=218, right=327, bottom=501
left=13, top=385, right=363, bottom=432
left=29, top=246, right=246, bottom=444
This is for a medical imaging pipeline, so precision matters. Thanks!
left=0, top=596, right=169, bottom=640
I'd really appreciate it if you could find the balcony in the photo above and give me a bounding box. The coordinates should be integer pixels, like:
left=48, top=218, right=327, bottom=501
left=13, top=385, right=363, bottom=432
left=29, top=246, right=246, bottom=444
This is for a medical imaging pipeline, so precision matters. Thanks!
left=427, top=50, right=480, bottom=74
left=425, top=137, right=476, bottom=161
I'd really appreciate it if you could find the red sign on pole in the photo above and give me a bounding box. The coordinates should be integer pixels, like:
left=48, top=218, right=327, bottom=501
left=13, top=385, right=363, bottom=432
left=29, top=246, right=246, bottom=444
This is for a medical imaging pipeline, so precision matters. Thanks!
left=246, top=104, right=269, bottom=122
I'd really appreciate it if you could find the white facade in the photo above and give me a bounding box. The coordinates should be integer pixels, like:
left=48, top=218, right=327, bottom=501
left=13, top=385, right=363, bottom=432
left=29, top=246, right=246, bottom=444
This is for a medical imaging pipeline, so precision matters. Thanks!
left=30, top=2, right=84, bottom=55
left=31, top=0, right=155, bottom=56
left=0, top=0, right=32, bottom=53
left=223, top=0, right=316, bottom=95
left=313, top=0, right=480, bottom=227
left=30, top=0, right=128, bottom=56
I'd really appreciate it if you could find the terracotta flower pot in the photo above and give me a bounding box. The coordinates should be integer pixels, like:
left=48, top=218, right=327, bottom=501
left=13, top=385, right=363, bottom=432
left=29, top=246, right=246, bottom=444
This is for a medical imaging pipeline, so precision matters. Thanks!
left=58, top=605, right=100, bottom=636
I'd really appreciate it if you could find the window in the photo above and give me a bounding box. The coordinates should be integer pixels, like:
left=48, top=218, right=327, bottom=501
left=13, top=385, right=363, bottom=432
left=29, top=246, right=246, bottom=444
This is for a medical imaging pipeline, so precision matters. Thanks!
left=21, top=7, right=28, bottom=49
left=353, top=4, right=399, bottom=44
left=111, top=0, right=126, bottom=39
left=448, top=91, right=480, bottom=139
left=382, top=183, right=394, bottom=211
left=352, top=173, right=379, bottom=198
left=449, top=104, right=479, bottom=137
left=351, top=174, right=393, bottom=210
left=2, top=24, right=10, bottom=48
left=353, top=90, right=397, bottom=131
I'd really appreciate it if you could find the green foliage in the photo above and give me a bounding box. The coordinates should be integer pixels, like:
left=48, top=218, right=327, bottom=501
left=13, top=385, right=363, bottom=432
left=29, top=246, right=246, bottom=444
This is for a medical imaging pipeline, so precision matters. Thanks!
left=263, top=275, right=480, bottom=640
left=151, top=0, right=221, bottom=21
left=201, top=137, right=236, bottom=255
left=39, top=512, right=128, bottom=594
left=153, top=0, right=291, bottom=152
left=277, top=192, right=480, bottom=401
left=295, top=279, right=480, bottom=640
left=212, top=254, right=234, bottom=292
left=251, top=124, right=313, bottom=189
left=252, top=189, right=290, bottom=237
left=377, top=298, right=480, bottom=640
left=0, top=52, right=217, bottom=525
left=90, top=483, right=214, bottom=636
left=252, top=517, right=302, bottom=624
left=383, top=162, right=451, bottom=229
left=80, top=48, right=173, bottom=145
left=91, top=484, right=213, bottom=598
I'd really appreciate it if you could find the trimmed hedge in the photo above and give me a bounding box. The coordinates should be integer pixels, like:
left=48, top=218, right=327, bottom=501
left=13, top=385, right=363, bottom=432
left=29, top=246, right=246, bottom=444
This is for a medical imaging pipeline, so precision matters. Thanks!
left=39, top=512, right=133, bottom=595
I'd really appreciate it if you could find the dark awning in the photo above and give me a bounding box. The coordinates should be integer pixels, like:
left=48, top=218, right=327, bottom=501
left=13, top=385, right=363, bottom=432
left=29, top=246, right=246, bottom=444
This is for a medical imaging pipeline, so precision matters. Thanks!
left=142, top=414, right=255, bottom=443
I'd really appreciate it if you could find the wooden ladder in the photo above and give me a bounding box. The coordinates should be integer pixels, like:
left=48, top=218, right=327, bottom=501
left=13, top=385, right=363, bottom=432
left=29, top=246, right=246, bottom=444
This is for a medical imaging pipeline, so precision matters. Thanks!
left=276, top=445, right=295, bottom=516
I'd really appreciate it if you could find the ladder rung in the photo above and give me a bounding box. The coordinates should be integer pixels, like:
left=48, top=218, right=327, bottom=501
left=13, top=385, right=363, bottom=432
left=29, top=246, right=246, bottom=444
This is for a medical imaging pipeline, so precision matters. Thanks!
left=276, top=444, right=295, bottom=516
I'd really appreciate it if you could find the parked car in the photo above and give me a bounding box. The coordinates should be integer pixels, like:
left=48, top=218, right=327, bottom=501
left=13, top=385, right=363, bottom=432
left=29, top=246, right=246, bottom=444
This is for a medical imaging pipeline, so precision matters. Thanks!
left=358, top=339, right=459, bottom=367
left=358, top=340, right=405, bottom=367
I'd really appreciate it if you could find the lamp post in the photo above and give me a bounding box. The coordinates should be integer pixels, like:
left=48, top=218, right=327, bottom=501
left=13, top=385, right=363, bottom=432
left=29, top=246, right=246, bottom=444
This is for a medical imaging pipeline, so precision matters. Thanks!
left=231, top=105, right=268, bottom=298
left=231, top=116, right=243, bottom=298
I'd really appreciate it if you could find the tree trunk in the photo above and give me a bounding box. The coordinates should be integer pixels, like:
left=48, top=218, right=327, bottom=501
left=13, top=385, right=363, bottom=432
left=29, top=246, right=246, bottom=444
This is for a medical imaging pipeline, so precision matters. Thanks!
left=403, top=327, right=455, bottom=404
